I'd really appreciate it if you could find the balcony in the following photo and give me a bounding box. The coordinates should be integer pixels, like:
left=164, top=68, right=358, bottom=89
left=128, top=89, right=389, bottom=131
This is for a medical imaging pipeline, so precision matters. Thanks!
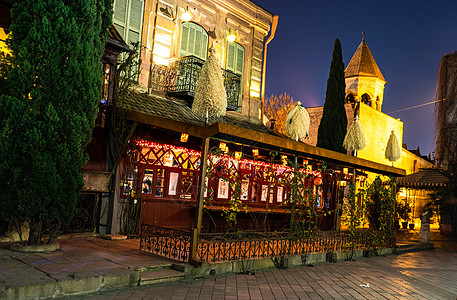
left=152, top=55, right=241, bottom=111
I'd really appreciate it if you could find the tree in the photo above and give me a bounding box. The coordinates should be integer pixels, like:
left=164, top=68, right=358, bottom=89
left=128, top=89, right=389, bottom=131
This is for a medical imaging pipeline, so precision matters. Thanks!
left=316, top=39, right=347, bottom=153
left=434, top=53, right=457, bottom=234
left=0, top=0, right=112, bottom=245
left=264, top=92, right=296, bottom=135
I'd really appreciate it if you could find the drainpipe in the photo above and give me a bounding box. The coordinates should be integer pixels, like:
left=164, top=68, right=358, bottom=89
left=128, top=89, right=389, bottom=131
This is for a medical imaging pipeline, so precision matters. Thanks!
left=260, top=15, right=279, bottom=124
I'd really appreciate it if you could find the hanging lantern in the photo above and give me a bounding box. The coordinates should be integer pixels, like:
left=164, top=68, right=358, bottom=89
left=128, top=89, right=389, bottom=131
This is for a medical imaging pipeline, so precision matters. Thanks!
left=284, top=102, right=310, bottom=141
left=385, top=129, right=401, bottom=163
left=343, top=116, right=366, bottom=152
left=313, top=176, right=323, bottom=186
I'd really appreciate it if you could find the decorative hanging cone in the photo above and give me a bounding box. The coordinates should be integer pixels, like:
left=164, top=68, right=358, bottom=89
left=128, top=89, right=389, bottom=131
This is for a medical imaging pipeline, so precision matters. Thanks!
left=192, top=47, right=227, bottom=118
left=284, top=102, right=310, bottom=141
left=385, top=129, right=401, bottom=163
left=343, top=116, right=366, bottom=151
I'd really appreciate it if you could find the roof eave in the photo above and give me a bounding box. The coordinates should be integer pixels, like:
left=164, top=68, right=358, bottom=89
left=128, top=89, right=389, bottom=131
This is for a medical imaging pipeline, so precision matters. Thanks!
left=126, top=108, right=405, bottom=177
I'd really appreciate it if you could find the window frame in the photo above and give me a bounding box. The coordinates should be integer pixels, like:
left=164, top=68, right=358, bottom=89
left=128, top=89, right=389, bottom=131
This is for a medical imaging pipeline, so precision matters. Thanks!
left=179, top=22, right=209, bottom=60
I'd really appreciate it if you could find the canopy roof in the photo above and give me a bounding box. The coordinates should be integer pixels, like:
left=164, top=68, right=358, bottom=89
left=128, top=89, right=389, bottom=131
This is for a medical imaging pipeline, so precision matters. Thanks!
left=122, top=89, right=405, bottom=177
left=397, top=168, right=448, bottom=188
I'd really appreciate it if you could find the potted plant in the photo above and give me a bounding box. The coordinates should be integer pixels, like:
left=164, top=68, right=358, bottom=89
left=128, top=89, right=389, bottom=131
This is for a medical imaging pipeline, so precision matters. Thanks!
left=397, top=200, right=412, bottom=229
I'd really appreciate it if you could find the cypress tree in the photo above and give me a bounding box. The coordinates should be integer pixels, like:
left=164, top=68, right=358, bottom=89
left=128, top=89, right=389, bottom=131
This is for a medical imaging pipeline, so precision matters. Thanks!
left=316, top=38, right=347, bottom=154
left=0, top=0, right=112, bottom=245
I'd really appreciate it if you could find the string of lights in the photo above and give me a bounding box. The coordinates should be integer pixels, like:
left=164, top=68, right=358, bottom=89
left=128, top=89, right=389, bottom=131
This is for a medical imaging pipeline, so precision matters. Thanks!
left=134, top=139, right=322, bottom=177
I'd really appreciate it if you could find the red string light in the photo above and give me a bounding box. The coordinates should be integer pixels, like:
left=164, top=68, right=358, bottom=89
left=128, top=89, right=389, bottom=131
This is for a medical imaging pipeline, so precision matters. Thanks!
left=134, top=139, right=322, bottom=177
left=135, top=139, right=201, bottom=157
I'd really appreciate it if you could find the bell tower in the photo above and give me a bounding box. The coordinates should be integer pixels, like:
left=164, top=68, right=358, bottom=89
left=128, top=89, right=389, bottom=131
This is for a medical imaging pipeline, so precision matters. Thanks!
left=345, top=32, right=386, bottom=112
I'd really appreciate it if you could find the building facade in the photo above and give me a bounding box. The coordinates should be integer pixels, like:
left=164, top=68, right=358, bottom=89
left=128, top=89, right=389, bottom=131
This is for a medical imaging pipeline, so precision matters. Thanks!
left=112, top=0, right=273, bottom=120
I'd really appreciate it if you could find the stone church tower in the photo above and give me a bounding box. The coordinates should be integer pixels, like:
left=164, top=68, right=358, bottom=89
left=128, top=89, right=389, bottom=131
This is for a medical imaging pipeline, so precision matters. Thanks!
left=344, top=34, right=386, bottom=112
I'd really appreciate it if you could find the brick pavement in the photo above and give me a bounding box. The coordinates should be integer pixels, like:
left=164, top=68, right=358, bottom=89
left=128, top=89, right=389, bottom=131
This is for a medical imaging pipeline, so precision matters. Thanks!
left=59, top=231, right=457, bottom=300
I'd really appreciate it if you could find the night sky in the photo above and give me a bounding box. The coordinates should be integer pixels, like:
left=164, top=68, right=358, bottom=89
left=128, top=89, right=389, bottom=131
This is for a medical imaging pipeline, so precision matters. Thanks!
left=258, top=0, right=457, bottom=156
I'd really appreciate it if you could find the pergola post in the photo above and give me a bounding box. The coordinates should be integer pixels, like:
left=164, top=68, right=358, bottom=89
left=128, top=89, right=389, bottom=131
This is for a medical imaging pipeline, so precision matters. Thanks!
left=189, top=137, right=209, bottom=264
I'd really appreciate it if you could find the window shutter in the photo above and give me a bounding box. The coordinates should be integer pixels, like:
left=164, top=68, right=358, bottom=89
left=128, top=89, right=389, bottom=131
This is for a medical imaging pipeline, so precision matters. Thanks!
left=113, top=0, right=143, bottom=46
left=179, top=23, right=189, bottom=57
left=113, top=0, right=128, bottom=39
left=114, top=0, right=128, bottom=24
left=199, top=27, right=208, bottom=60
left=128, top=0, right=143, bottom=45
left=179, top=23, right=208, bottom=60
left=130, top=0, right=143, bottom=30
left=235, top=46, right=244, bottom=75
left=226, top=43, right=235, bottom=72
left=188, top=25, right=196, bottom=57
left=195, top=28, right=202, bottom=58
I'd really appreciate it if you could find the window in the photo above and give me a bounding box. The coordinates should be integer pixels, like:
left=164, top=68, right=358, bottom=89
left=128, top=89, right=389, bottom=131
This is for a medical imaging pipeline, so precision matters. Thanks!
left=113, top=0, right=144, bottom=47
left=345, top=93, right=355, bottom=104
left=225, top=42, right=244, bottom=109
left=361, top=93, right=371, bottom=106
left=226, top=42, right=244, bottom=76
left=179, top=22, right=208, bottom=60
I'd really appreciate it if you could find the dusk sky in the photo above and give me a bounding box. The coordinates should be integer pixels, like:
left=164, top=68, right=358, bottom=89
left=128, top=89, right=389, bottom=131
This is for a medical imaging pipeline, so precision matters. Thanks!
left=258, top=0, right=457, bottom=156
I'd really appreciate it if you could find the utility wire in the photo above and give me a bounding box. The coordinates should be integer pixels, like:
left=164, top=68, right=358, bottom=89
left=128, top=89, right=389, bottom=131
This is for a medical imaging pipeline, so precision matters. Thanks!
left=387, top=98, right=445, bottom=114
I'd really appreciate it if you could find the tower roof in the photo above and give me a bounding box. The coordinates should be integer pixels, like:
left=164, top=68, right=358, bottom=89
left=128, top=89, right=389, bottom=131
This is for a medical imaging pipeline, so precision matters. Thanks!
left=345, top=39, right=386, bottom=82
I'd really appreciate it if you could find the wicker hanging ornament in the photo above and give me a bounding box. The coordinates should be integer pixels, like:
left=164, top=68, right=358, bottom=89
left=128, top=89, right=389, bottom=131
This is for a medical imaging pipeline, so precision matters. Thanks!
left=192, top=47, right=227, bottom=118
left=284, top=102, right=310, bottom=141
left=343, top=116, right=366, bottom=151
left=385, top=129, right=401, bottom=162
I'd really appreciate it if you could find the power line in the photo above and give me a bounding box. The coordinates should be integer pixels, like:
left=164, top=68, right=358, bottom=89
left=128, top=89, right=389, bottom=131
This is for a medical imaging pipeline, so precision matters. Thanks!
left=387, top=99, right=445, bottom=114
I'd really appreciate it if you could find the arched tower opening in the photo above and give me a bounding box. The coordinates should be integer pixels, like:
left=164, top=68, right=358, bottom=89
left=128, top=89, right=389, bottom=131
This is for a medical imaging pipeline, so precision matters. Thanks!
left=345, top=93, right=355, bottom=104
left=361, top=93, right=371, bottom=107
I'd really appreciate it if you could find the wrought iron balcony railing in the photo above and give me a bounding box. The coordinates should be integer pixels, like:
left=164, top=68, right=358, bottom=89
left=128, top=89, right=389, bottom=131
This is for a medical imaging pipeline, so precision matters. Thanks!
left=153, top=55, right=241, bottom=111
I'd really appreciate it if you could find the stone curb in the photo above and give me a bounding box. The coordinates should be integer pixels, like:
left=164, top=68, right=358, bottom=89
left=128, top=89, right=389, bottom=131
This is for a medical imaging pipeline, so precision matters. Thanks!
left=0, top=244, right=432, bottom=299
left=184, top=248, right=394, bottom=279
left=2, top=270, right=139, bottom=300
left=10, top=242, right=60, bottom=253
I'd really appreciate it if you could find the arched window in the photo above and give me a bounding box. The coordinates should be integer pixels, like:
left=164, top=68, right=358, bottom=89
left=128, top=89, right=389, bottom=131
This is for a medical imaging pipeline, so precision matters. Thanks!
left=226, top=42, right=244, bottom=76
left=361, top=93, right=371, bottom=106
left=345, top=93, right=355, bottom=104
left=179, top=22, right=208, bottom=60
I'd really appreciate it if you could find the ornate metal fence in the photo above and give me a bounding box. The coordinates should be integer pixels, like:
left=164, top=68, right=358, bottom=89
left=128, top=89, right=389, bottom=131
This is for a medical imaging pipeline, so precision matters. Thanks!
left=64, top=193, right=99, bottom=233
left=140, top=224, right=191, bottom=262
left=154, top=55, right=242, bottom=110
left=140, top=224, right=392, bottom=263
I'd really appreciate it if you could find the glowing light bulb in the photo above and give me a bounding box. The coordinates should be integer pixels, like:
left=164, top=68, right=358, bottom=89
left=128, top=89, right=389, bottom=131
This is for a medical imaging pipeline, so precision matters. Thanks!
left=181, top=9, right=192, bottom=22
left=226, top=33, right=236, bottom=43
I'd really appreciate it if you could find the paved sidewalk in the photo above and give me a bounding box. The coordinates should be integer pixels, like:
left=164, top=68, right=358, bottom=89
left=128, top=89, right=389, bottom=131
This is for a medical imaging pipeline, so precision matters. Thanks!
left=0, top=229, right=449, bottom=299
left=58, top=229, right=457, bottom=300
left=0, top=236, right=175, bottom=299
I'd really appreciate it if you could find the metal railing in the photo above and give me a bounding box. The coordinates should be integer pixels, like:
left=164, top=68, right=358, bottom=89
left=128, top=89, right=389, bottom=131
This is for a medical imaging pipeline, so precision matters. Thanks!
left=140, top=224, right=393, bottom=263
left=140, top=224, right=191, bottom=262
left=150, top=55, right=242, bottom=111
